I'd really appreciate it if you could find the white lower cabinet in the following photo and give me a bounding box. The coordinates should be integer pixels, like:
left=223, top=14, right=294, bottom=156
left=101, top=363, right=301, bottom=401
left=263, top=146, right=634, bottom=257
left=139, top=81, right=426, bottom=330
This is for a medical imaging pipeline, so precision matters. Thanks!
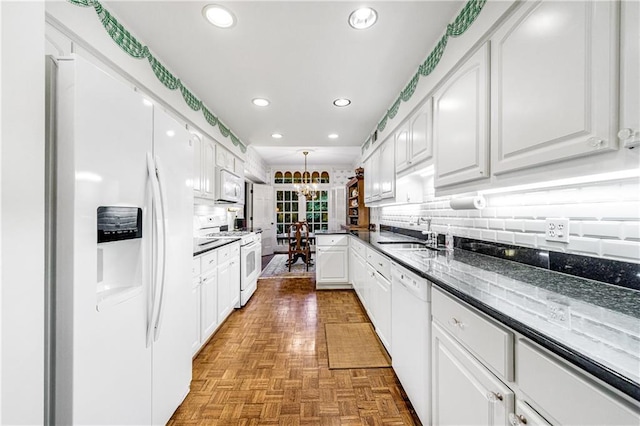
left=316, top=235, right=349, bottom=289
left=432, top=321, right=515, bottom=426
left=199, top=268, right=218, bottom=343
left=192, top=243, right=241, bottom=356
left=517, top=340, right=640, bottom=426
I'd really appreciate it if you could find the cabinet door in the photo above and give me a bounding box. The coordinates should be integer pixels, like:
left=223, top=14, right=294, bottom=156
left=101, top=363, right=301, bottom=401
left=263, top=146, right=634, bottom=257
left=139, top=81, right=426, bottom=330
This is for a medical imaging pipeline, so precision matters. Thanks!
left=202, top=137, right=216, bottom=199
left=491, top=1, right=619, bottom=174
left=410, top=98, right=433, bottom=167
left=217, top=260, right=231, bottom=324
left=229, top=257, right=240, bottom=309
left=349, top=249, right=357, bottom=290
left=316, top=247, right=348, bottom=283
left=432, top=322, right=514, bottom=426
left=373, top=271, right=392, bottom=352
left=395, top=121, right=411, bottom=172
left=364, top=265, right=377, bottom=324
left=434, top=44, right=490, bottom=188
left=200, top=271, right=218, bottom=342
left=370, top=149, right=381, bottom=201
left=191, top=278, right=201, bottom=356
left=364, top=156, right=375, bottom=203
left=378, top=140, right=395, bottom=199
left=191, top=133, right=203, bottom=196
left=509, top=400, right=551, bottom=426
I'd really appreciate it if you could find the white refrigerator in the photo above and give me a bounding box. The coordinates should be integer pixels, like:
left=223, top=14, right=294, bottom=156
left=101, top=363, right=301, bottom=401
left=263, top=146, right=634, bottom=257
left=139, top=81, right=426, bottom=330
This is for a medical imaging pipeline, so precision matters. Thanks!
left=51, top=54, right=192, bottom=425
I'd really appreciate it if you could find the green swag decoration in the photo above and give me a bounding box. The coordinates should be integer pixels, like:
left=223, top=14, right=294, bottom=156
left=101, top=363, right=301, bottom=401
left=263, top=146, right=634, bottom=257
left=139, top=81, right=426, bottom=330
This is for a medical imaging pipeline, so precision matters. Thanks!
left=67, top=0, right=247, bottom=153
left=363, top=0, right=486, bottom=154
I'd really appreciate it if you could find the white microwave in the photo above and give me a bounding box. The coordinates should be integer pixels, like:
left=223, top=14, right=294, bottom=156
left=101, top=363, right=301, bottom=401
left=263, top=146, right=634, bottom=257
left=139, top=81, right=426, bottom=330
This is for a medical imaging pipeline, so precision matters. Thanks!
left=215, top=167, right=243, bottom=203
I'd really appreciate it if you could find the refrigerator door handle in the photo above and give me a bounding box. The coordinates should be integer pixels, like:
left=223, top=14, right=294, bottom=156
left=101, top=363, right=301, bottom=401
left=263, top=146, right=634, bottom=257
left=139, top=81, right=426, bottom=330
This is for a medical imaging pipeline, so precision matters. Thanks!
left=146, top=152, right=164, bottom=348
left=152, top=155, right=168, bottom=342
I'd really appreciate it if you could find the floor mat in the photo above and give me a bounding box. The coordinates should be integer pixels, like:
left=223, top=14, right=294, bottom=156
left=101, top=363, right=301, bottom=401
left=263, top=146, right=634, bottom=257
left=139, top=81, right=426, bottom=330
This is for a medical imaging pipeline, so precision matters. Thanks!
left=259, top=254, right=315, bottom=278
left=325, top=323, right=391, bottom=369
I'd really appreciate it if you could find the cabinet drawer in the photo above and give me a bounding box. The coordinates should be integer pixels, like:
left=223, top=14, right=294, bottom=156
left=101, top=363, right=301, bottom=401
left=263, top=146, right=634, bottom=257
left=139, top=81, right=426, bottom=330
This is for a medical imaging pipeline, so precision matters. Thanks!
left=228, top=242, right=240, bottom=258
left=432, top=287, right=513, bottom=380
left=517, top=340, right=640, bottom=425
left=351, top=237, right=366, bottom=258
left=201, top=251, right=218, bottom=272
left=366, top=248, right=390, bottom=280
left=192, top=258, right=201, bottom=277
left=217, top=245, right=231, bottom=263
left=316, top=234, right=348, bottom=246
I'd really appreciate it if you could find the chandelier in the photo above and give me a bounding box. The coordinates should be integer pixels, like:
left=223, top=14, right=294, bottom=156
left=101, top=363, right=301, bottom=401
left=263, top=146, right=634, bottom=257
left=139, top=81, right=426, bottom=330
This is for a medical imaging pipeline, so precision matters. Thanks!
left=295, top=151, right=318, bottom=200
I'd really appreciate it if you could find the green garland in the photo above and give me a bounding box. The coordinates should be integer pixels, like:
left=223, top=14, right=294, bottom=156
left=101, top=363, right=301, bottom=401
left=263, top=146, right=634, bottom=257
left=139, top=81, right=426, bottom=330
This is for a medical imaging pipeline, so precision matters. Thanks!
left=67, top=0, right=247, bottom=153
left=372, top=0, right=486, bottom=139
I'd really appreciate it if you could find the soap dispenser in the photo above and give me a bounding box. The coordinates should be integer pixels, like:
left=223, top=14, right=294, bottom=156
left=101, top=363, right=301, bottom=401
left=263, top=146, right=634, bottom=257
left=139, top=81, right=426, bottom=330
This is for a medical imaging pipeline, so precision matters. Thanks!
left=445, top=225, right=454, bottom=250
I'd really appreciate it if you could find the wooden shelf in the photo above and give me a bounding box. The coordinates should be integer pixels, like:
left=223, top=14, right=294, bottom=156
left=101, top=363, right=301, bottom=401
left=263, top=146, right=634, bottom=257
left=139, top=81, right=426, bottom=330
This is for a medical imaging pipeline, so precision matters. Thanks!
left=345, top=175, right=369, bottom=230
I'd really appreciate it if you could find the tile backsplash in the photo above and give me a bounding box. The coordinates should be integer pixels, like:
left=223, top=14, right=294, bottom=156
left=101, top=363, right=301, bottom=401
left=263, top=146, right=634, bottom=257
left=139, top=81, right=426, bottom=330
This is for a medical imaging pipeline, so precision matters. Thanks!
left=375, top=178, right=640, bottom=263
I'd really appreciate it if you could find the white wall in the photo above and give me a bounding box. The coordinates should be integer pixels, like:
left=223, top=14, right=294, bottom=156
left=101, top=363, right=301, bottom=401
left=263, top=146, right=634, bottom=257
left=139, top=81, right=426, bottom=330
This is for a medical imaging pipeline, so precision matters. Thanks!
left=0, top=2, right=45, bottom=424
left=376, top=177, right=640, bottom=264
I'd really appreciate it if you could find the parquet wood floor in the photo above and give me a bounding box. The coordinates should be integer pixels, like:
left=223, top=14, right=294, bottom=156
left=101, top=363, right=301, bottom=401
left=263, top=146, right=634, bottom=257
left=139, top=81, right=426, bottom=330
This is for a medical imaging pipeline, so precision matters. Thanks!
left=169, top=277, right=419, bottom=425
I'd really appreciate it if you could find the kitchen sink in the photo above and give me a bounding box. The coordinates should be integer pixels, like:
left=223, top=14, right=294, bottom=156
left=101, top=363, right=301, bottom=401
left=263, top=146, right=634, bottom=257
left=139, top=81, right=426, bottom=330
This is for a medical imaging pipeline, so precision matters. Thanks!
left=377, top=241, right=441, bottom=251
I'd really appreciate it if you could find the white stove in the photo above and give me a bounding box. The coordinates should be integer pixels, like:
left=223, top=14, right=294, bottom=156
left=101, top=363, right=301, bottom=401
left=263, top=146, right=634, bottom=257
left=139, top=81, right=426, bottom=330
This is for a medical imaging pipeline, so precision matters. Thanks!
left=194, top=215, right=260, bottom=307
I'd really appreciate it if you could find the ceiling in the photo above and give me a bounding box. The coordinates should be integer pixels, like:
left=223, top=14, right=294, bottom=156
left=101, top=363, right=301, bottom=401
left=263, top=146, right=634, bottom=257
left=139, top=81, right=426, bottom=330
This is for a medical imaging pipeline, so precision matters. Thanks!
left=104, top=1, right=464, bottom=167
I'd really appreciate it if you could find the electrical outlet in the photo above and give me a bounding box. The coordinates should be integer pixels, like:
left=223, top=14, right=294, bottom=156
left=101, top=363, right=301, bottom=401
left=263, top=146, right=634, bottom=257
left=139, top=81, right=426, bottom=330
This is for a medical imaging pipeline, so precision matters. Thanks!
left=546, top=297, right=571, bottom=329
left=545, top=218, right=570, bottom=243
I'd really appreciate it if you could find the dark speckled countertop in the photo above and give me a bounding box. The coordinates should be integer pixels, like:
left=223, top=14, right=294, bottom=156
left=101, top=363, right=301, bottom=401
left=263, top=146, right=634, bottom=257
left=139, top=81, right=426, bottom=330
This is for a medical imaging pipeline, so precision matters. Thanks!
left=193, top=237, right=241, bottom=256
left=352, top=230, right=640, bottom=401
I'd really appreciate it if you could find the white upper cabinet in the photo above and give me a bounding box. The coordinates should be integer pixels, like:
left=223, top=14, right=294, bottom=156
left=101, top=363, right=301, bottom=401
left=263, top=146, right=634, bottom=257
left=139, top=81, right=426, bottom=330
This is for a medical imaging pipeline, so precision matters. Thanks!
left=378, top=139, right=395, bottom=200
left=216, top=145, right=235, bottom=171
left=396, top=99, right=433, bottom=174
left=192, top=132, right=215, bottom=200
left=434, top=43, right=490, bottom=188
left=395, top=121, right=411, bottom=172
left=490, top=0, right=619, bottom=175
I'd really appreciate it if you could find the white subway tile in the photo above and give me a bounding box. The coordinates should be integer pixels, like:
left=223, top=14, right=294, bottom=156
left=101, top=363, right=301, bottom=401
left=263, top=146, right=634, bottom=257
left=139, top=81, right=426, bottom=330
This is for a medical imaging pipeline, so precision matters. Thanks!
left=567, top=237, right=601, bottom=256
left=581, top=221, right=623, bottom=239
left=536, top=237, right=567, bottom=252
left=504, top=219, right=524, bottom=232
left=601, top=240, right=640, bottom=261
left=474, top=218, right=489, bottom=228
left=509, top=206, right=537, bottom=219
left=480, top=207, right=497, bottom=218
left=523, top=220, right=546, bottom=233
left=467, top=228, right=482, bottom=239
left=514, top=232, right=537, bottom=247
left=481, top=230, right=497, bottom=241
left=595, top=202, right=640, bottom=220
left=497, top=231, right=515, bottom=244
left=623, top=222, right=640, bottom=240
left=488, top=219, right=505, bottom=230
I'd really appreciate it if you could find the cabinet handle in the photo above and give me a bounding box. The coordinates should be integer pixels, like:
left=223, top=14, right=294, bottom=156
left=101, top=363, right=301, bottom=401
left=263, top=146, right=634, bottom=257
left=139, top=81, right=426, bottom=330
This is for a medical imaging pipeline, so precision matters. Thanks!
left=378, top=262, right=383, bottom=267
left=587, top=137, right=605, bottom=148
left=448, top=317, right=465, bottom=329
left=509, top=413, right=527, bottom=425
left=486, top=392, right=503, bottom=403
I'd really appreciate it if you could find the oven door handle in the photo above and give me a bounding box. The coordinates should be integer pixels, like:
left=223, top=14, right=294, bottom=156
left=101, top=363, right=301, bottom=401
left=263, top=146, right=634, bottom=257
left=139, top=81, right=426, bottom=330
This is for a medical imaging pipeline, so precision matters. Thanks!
left=243, top=240, right=259, bottom=250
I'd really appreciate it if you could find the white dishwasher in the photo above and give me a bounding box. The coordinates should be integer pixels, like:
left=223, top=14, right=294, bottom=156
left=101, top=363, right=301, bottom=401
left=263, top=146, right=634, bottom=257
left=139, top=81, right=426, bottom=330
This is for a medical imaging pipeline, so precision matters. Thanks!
left=391, top=263, right=431, bottom=426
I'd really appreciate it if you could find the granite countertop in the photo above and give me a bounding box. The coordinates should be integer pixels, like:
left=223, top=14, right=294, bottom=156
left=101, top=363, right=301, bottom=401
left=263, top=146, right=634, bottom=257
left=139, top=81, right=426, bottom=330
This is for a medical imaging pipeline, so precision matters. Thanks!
left=314, top=229, right=351, bottom=235
left=352, top=230, right=640, bottom=401
left=193, top=237, right=241, bottom=256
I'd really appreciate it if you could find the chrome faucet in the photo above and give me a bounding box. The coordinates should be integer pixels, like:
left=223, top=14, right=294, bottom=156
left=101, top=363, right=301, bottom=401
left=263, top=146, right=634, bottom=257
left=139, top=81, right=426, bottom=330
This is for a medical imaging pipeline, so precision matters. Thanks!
left=419, top=217, right=437, bottom=246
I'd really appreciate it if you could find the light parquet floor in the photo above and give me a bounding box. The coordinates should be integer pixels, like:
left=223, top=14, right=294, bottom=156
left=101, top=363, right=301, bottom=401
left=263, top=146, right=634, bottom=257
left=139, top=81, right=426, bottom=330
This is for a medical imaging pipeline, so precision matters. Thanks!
left=169, top=277, right=419, bottom=425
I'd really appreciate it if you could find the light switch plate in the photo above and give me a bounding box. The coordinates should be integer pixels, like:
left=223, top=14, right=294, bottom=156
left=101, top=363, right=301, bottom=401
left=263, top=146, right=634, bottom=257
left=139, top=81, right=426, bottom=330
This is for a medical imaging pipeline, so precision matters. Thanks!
left=545, top=218, right=570, bottom=243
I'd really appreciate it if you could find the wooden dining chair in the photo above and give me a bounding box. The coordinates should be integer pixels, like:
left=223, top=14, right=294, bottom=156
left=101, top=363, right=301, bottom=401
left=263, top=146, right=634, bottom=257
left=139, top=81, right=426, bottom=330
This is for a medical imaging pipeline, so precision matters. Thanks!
left=287, top=221, right=311, bottom=271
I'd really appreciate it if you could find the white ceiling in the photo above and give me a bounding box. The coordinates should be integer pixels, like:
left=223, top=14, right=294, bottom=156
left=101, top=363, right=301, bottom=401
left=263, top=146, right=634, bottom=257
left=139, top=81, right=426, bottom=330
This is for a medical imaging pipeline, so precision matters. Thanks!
left=105, top=1, right=464, bottom=167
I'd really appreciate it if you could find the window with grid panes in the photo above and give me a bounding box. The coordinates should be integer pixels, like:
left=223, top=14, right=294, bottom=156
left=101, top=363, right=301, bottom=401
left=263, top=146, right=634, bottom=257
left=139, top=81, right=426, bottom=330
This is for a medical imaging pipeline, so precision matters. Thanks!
left=275, top=190, right=300, bottom=234
left=306, top=190, right=329, bottom=232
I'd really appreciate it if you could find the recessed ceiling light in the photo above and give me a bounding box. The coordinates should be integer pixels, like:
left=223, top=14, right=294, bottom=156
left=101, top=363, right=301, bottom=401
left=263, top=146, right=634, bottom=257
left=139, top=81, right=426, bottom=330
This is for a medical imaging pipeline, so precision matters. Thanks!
left=252, top=98, right=270, bottom=107
left=271, top=133, right=283, bottom=139
left=202, top=4, right=236, bottom=29
left=348, top=7, right=378, bottom=30
left=328, top=134, right=339, bottom=139
left=333, top=98, right=351, bottom=107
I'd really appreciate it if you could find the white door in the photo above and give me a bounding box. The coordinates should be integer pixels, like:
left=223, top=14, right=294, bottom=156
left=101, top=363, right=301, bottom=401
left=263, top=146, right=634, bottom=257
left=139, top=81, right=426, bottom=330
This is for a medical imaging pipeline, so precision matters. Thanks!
left=253, top=184, right=275, bottom=255
left=151, top=106, right=193, bottom=426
